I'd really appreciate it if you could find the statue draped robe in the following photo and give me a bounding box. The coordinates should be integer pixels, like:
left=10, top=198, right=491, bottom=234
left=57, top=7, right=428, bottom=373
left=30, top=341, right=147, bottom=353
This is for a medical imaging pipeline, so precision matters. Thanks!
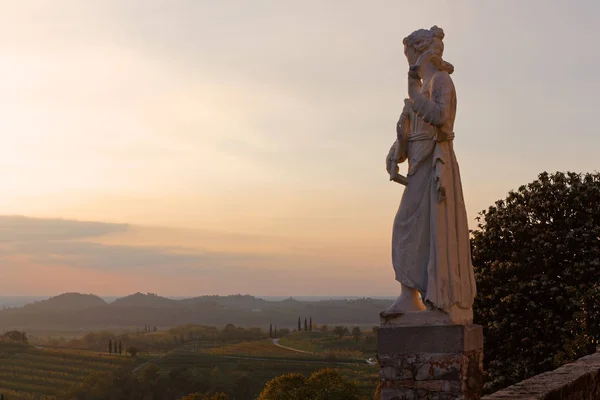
left=392, top=70, right=477, bottom=313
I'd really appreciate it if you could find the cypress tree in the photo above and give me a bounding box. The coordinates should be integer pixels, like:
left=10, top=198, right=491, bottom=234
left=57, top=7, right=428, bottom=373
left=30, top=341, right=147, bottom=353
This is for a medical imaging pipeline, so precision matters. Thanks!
left=298, top=317, right=301, bottom=331
left=108, top=339, right=112, bottom=355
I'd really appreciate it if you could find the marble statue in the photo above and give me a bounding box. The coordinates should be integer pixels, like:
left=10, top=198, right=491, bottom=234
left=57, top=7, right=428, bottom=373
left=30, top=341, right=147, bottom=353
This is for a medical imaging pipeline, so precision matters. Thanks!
left=382, top=26, right=477, bottom=325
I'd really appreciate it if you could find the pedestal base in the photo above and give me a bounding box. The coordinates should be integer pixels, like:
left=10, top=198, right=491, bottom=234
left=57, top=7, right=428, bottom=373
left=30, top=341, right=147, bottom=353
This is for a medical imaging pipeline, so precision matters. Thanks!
left=380, top=306, right=473, bottom=327
left=377, top=325, right=483, bottom=400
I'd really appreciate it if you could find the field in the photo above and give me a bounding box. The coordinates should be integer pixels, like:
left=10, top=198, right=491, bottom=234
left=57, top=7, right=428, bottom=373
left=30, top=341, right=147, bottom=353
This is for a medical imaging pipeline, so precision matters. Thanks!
left=205, top=339, right=315, bottom=358
left=153, top=337, right=378, bottom=398
left=0, top=343, right=135, bottom=399
left=279, top=330, right=377, bottom=359
left=0, top=329, right=379, bottom=399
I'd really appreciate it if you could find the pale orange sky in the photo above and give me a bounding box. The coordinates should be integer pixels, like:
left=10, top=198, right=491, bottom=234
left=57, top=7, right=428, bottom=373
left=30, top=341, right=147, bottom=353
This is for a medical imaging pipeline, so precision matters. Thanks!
left=1, top=1, right=599, bottom=295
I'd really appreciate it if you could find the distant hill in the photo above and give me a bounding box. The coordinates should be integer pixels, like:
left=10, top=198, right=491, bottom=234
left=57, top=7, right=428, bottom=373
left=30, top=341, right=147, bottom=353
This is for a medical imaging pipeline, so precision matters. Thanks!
left=22, top=293, right=106, bottom=311
left=110, top=292, right=178, bottom=308
left=0, top=293, right=391, bottom=333
left=182, top=294, right=270, bottom=310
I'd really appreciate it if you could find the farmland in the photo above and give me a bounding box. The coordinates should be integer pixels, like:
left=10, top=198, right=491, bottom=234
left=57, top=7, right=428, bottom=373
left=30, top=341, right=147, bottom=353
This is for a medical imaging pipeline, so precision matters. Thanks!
left=153, top=336, right=378, bottom=398
left=0, top=343, right=134, bottom=399
left=279, top=330, right=377, bottom=359
left=0, top=326, right=379, bottom=399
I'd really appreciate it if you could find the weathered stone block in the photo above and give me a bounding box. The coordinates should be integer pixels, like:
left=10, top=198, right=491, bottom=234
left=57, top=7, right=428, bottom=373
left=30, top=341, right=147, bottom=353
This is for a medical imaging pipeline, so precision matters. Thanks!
left=378, top=324, right=483, bottom=354
left=378, top=325, right=483, bottom=400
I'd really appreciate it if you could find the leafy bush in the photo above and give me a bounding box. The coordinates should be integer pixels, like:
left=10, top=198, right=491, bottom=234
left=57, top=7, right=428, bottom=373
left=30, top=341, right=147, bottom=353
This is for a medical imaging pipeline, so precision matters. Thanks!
left=472, top=171, right=600, bottom=393
left=2, top=330, right=27, bottom=343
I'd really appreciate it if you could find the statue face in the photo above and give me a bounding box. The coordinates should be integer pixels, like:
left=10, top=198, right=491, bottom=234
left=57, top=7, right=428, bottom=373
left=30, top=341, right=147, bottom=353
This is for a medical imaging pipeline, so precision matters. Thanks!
left=404, top=45, right=419, bottom=66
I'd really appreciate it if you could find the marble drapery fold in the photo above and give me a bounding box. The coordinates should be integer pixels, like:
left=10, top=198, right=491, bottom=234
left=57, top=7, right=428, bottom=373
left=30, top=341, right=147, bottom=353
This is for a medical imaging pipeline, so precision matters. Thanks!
left=391, top=70, right=476, bottom=313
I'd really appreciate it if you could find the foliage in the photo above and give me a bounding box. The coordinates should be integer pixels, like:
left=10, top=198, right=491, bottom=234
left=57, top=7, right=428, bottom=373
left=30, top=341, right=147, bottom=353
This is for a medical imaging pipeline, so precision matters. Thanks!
left=39, top=324, right=268, bottom=354
left=472, top=171, right=600, bottom=393
left=276, top=328, right=290, bottom=337
left=351, top=327, right=362, bottom=342
left=258, top=368, right=360, bottom=400
left=258, top=372, right=308, bottom=400
left=333, top=326, right=350, bottom=339
left=127, top=346, right=139, bottom=357
left=2, top=330, right=27, bottom=343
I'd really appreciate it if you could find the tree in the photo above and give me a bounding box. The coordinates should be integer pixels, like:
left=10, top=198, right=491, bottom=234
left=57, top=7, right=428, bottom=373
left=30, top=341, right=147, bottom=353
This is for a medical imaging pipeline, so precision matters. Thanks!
left=258, top=369, right=359, bottom=400
left=306, top=368, right=360, bottom=400
left=142, top=363, right=160, bottom=382
left=127, top=346, right=139, bottom=357
left=277, top=328, right=290, bottom=337
left=109, top=339, right=113, bottom=355
left=332, top=326, right=349, bottom=339
left=118, top=340, right=123, bottom=355
left=269, top=324, right=273, bottom=338
left=258, top=373, right=308, bottom=400
left=274, top=325, right=277, bottom=338
left=304, top=318, right=308, bottom=332
left=309, top=317, right=313, bottom=331
left=472, top=171, right=600, bottom=393
left=2, top=330, right=27, bottom=343
left=298, top=317, right=301, bottom=332
left=351, top=327, right=362, bottom=342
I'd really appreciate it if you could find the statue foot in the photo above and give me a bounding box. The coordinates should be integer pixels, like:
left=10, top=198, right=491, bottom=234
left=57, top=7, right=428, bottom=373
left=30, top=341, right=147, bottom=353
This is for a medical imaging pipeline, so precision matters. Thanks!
left=380, top=285, right=426, bottom=318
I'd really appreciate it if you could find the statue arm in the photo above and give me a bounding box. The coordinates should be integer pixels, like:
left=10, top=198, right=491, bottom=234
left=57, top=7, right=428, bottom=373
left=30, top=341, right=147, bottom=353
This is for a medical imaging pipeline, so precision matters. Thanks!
left=396, top=98, right=412, bottom=141
left=408, top=72, right=453, bottom=128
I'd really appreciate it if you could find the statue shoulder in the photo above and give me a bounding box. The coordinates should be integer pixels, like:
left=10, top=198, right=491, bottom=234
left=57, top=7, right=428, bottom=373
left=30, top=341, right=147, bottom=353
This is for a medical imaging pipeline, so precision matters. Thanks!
left=431, top=71, right=455, bottom=97
left=432, top=70, right=453, bottom=86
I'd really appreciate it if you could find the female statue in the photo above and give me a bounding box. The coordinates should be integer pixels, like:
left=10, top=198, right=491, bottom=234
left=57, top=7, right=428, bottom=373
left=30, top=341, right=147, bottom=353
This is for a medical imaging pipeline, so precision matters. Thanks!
left=382, top=26, right=476, bottom=323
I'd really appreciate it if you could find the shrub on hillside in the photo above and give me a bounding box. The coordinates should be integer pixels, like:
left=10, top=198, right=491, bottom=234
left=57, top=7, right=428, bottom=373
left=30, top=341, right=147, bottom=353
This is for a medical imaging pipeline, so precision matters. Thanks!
left=2, top=330, right=27, bottom=343
left=472, top=171, right=600, bottom=393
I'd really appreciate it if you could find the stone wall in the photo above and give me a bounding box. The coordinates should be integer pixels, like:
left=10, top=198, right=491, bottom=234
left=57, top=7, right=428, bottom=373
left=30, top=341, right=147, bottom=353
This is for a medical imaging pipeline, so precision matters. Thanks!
left=482, top=351, right=600, bottom=400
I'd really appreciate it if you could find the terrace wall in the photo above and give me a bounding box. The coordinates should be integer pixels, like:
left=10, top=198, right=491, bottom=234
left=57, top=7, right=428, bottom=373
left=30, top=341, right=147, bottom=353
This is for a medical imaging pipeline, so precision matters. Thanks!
left=482, top=351, right=600, bottom=400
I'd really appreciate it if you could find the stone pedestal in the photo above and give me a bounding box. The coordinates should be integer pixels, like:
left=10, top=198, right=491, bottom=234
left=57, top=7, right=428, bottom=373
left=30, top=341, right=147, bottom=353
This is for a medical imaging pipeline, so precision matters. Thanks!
left=377, top=325, right=483, bottom=400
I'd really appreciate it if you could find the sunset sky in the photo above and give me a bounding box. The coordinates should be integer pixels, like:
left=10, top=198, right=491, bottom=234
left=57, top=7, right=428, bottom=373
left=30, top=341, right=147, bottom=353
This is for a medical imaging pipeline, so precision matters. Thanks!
left=1, top=0, right=599, bottom=296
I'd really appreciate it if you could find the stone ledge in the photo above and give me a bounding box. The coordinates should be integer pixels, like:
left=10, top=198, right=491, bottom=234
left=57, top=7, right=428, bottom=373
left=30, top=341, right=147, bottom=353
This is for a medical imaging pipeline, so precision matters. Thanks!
left=482, top=351, right=600, bottom=400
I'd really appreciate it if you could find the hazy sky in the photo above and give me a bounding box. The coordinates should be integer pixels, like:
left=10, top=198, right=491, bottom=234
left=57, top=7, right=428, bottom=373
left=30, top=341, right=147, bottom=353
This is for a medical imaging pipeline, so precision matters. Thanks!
left=1, top=1, right=598, bottom=296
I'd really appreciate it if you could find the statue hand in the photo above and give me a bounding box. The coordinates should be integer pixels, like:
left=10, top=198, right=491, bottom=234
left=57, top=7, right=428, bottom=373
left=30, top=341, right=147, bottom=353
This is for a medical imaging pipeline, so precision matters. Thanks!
left=408, top=65, right=421, bottom=80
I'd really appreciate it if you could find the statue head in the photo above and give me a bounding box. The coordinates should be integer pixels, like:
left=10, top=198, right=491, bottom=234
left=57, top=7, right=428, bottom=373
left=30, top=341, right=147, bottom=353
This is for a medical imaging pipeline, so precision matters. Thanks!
left=403, top=26, right=454, bottom=74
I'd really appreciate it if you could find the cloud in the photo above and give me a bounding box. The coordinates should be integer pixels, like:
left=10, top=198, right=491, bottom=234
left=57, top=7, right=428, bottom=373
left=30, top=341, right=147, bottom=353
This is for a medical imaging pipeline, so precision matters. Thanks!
left=0, top=215, right=129, bottom=242
left=0, top=216, right=272, bottom=272
left=0, top=215, right=398, bottom=295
